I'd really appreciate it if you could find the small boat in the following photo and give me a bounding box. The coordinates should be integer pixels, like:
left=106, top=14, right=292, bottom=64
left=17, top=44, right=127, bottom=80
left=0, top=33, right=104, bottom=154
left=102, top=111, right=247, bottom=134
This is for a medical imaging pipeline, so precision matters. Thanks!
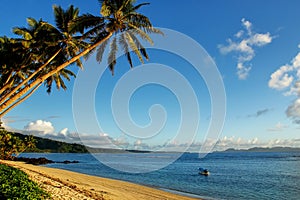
left=198, top=167, right=210, bottom=176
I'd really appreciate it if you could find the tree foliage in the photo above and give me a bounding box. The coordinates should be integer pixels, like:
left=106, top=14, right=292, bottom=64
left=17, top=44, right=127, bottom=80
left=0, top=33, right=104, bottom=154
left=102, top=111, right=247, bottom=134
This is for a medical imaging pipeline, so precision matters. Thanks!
left=0, top=130, right=36, bottom=160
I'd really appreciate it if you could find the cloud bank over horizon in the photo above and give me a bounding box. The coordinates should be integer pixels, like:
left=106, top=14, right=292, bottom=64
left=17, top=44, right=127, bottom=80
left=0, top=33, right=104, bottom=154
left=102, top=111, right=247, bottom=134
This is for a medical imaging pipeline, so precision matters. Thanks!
left=16, top=119, right=300, bottom=152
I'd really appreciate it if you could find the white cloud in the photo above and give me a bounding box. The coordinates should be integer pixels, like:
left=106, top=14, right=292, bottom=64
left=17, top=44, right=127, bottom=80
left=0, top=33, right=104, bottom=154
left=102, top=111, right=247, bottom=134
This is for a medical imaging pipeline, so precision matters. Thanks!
left=249, top=137, right=258, bottom=144
left=249, top=33, right=273, bottom=46
left=269, top=65, right=294, bottom=90
left=284, top=81, right=300, bottom=96
left=18, top=119, right=300, bottom=151
left=59, top=128, right=69, bottom=136
left=237, top=63, right=251, bottom=80
left=219, top=18, right=273, bottom=80
left=23, top=120, right=82, bottom=142
left=24, top=120, right=55, bottom=134
left=286, top=98, right=300, bottom=122
left=269, top=53, right=300, bottom=91
left=214, top=136, right=260, bottom=150
left=241, top=18, right=252, bottom=33
left=211, top=136, right=300, bottom=151
left=18, top=120, right=300, bottom=151
left=0, top=118, right=12, bottom=130
left=292, top=52, right=300, bottom=68
left=75, top=133, right=119, bottom=148
left=133, top=139, right=150, bottom=150
left=99, top=133, right=109, bottom=137
left=269, top=50, right=300, bottom=123
left=134, top=139, right=142, bottom=145
left=235, top=30, right=244, bottom=38
left=267, top=122, right=288, bottom=132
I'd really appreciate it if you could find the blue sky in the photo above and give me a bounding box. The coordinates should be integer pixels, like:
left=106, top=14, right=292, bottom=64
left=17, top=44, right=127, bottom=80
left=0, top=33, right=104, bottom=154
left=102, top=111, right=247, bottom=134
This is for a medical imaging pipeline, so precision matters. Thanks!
left=1, top=0, right=300, bottom=151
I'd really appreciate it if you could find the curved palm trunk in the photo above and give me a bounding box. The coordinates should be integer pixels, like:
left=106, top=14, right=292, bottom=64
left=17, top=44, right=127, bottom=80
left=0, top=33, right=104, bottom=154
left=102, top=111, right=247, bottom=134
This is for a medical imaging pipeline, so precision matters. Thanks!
left=0, top=32, right=113, bottom=115
left=0, top=80, right=13, bottom=96
left=0, top=49, right=62, bottom=100
left=0, top=72, right=14, bottom=94
left=0, top=82, right=42, bottom=118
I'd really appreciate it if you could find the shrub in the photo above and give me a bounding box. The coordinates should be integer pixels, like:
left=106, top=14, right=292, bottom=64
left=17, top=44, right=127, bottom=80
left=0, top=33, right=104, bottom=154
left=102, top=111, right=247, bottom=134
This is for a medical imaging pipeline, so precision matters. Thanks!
left=0, top=164, right=50, bottom=199
left=0, top=130, right=36, bottom=160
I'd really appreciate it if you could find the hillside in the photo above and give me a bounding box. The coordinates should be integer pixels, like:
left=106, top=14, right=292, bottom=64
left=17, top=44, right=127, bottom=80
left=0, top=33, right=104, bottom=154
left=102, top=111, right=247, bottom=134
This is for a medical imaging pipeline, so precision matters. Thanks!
left=14, top=133, right=125, bottom=153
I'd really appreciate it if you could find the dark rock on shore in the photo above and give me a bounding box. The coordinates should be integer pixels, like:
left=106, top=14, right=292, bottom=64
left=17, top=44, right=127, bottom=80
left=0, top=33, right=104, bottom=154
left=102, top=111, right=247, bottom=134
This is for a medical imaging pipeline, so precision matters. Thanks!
left=15, top=157, right=54, bottom=165
left=60, top=160, right=79, bottom=164
left=13, top=157, right=79, bottom=165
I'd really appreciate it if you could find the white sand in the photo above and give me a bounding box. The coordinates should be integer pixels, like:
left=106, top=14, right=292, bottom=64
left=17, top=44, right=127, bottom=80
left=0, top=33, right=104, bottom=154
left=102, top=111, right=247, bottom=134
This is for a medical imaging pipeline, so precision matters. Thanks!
left=1, top=160, right=200, bottom=200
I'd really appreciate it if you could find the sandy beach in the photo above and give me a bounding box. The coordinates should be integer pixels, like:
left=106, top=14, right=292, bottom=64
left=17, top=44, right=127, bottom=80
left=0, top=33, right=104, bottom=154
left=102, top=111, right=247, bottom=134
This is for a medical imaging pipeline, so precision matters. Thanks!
left=1, top=160, right=199, bottom=200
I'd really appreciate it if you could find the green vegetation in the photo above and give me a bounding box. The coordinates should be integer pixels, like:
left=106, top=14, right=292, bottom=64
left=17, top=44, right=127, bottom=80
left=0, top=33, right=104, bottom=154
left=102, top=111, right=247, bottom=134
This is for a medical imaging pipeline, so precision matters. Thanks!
left=35, top=137, right=88, bottom=153
left=0, top=164, right=50, bottom=199
left=0, top=0, right=162, bottom=118
left=14, top=132, right=150, bottom=153
left=14, top=132, right=88, bottom=153
left=1, top=130, right=127, bottom=154
left=0, top=130, right=36, bottom=160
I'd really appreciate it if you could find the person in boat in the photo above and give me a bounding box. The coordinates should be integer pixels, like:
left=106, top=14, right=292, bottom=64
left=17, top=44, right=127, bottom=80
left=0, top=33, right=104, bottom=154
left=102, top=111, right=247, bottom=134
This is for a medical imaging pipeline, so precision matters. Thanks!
left=199, top=168, right=209, bottom=175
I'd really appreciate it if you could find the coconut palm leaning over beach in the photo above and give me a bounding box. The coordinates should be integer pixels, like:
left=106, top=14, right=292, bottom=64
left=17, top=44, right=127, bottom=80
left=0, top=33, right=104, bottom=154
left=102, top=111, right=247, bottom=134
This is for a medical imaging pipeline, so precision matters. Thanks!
left=0, top=5, right=88, bottom=118
left=0, top=0, right=162, bottom=121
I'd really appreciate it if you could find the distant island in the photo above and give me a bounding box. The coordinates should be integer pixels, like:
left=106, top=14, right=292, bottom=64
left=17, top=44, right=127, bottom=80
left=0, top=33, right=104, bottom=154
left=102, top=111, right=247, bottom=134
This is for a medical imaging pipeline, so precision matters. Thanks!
left=219, top=147, right=300, bottom=153
left=15, top=132, right=151, bottom=154
left=14, top=132, right=300, bottom=154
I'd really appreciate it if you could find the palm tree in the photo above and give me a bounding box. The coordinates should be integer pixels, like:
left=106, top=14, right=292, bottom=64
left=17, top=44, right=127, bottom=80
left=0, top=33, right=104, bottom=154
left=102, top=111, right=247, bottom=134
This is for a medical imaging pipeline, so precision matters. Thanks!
left=72, top=0, right=162, bottom=75
left=0, top=0, right=162, bottom=118
left=0, top=5, right=88, bottom=117
left=0, top=36, right=34, bottom=95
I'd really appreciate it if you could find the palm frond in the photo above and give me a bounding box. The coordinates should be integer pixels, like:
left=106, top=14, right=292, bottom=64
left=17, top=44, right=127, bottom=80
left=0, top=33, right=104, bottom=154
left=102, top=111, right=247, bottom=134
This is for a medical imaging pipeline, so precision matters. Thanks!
left=69, top=14, right=104, bottom=35
left=126, top=13, right=152, bottom=27
left=82, top=47, right=96, bottom=60
left=117, top=0, right=132, bottom=12
left=81, top=22, right=106, bottom=39
left=125, top=32, right=143, bottom=63
left=127, top=25, right=153, bottom=45
left=143, top=27, right=164, bottom=35
left=100, top=0, right=112, bottom=17
left=90, top=31, right=110, bottom=43
left=61, top=68, right=76, bottom=80
left=59, top=76, right=67, bottom=90
left=129, top=32, right=149, bottom=60
left=131, top=2, right=150, bottom=11
left=119, top=33, right=133, bottom=68
left=12, top=28, right=32, bottom=40
left=108, top=37, right=118, bottom=75
left=53, top=5, right=65, bottom=32
left=45, top=76, right=53, bottom=94
left=54, top=74, right=61, bottom=90
left=26, top=18, right=38, bottom=28
left=96, top=38, right=109, bottom=63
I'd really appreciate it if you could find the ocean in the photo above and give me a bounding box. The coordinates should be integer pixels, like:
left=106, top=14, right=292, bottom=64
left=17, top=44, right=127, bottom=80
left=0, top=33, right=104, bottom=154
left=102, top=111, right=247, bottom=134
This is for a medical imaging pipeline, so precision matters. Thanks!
left=21, top=151, right=300, bottom=200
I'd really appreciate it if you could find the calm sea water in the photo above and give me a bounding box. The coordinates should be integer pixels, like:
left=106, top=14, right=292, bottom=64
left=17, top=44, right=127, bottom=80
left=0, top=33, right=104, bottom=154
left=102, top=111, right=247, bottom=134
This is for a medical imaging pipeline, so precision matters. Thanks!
left=21, top=152, right=300, bottom=200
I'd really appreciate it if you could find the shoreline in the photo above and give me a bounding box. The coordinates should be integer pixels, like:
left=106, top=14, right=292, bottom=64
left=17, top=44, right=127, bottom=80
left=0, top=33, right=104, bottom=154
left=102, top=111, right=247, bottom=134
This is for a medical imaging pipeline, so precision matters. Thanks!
left=0, top=160, right=200, bottom=200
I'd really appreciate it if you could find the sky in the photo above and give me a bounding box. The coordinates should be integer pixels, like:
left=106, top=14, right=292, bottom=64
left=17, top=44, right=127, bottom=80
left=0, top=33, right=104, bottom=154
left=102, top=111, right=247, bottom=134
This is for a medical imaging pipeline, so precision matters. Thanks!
left=1, top=0, right=300, bottom=151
